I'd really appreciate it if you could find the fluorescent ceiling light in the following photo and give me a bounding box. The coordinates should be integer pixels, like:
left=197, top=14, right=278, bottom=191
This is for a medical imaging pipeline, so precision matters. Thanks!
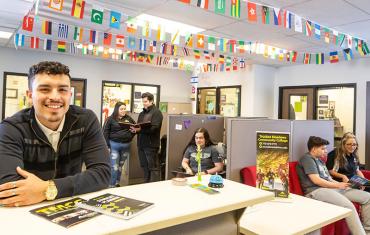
left=0, top=31, right=12, bottom=39
left=136, top=14, right=204, bottom=36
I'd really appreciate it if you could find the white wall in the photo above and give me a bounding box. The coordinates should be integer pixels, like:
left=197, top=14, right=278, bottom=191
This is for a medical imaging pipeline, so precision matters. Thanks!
left=197, top=64, right=276, bottom=118
left=274, top=58, right=370, bottom=163
left=0, top=47, right=191, bottom=119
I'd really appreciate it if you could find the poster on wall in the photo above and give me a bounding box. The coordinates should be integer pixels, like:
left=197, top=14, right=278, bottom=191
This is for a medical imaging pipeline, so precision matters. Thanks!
left=256, top=132, right=290, bottom=198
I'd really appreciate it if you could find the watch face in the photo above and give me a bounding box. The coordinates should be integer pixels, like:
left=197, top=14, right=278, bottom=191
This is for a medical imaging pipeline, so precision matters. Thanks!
left=46, top=185, right=57, bottom=200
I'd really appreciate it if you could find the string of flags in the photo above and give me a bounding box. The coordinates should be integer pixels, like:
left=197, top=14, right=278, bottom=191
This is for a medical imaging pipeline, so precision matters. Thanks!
left=15, top=0, right=370, bottom=74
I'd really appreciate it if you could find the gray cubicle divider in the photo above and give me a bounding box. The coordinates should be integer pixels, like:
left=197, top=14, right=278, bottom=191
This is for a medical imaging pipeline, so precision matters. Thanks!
left=165, top=114, right=224, bottom=180
left=226, top=119, right=334, bottom=183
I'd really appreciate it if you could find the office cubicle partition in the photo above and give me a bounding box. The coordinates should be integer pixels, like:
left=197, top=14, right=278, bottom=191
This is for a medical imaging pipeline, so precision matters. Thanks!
left=226, top=119, right=334, bottom=182
left=166, top=114, right=224, bottom=179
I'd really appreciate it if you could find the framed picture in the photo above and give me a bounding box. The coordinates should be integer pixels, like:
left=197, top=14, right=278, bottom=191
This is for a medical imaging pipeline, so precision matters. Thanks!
left=319, top=95, right=328, bottom=104
left=329, top=101, right=335, bottom=110
left=6, top=88, right=18, bottom=99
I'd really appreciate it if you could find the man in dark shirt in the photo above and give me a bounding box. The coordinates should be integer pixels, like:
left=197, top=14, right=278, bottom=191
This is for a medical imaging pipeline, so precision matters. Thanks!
left=297, top=136, right=370, bottom=235
left=132, top=92, right=163, bottom=183
left=0, top=61, right=110, bottom=207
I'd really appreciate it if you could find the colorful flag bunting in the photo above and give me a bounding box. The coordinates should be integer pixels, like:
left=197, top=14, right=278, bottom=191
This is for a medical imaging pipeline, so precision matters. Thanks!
left=142, top=21, right=151, bottom=38
left=185, top=33, right=193, bottom=47
left=127, top=18, right=137, bottom=34
left=284, top=10, right=291, bottom=29
left=215, top=0, right=225, bottom=14
left=103, top=33, right=112, bottom=46
left=247, top=2, right=257, bottom=22
left=238, top=40, right=245, bottom=53
left=194, top=49, right=201, bottom=59
left=171, top=30, right=180, bottom=45
left=273, top=8, right=281, bottom=25
left=229, top=40, right=236, bottom=53
left=49, top=0, right=64, bottom=11
left=197, top=0, right=209, bottom=9
left=178, top=0, right=191, bottom=4
left=294, top=15, right=302, bottom=32
left=343, top=48, right=353, bottom=61
left=219, top=55, right=225, bottom=63
left=42, top=20, right=52, bottom=35
left=160, top=43, right=167, bottom=54
left=149, top=40, right=157, bottom=53
left=22, top=16, right=34, bottom=32
left=324, top=28, right=330, bottom=43
left=208, top=37, right=216, bottom=51
left=73, top=26, right=83, bottom=42
left=128, top=37, right=136, bottom=49
left=89, top=30, right=98, bottom=44
left=91, top=6, right=104, bottom=24
left=304, top=20, right=312, bottom=37
left=71, top=0, right=85, bottom=19
left=329, top=51, right=339, bottom=63
left=316, top=53, right=324, bottom=64
left=139, top=38, right=147, bottom=51
left=204, top=50, right=210, bottom=59
left=231, top=0, right=240, bottom=18
left=314, top=24, right=321, bottom=40
left=183, top=47, right=190, bottom=56
left=30, top=37, right=39, bottom=49
left=197, top=34, right=205, bottom=48
left=110, top=11, right=121, bottom=29
left=347, top=35, right=352, bottom=49
left=116, top=35, right=125, bottom=48
left=57, top=41, right=66, bottom=52
left=58, top=23, right=69, bottom=38
left=262, top=6, right=270, bottom=24
left=44, top=39, right=52, bottom=50
left=69, top=42, right=77, bottom=54
left=303, top=53, right=311, bottom=64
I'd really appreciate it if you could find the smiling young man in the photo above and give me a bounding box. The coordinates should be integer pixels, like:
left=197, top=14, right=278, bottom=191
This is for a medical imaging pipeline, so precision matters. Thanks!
left=0, top=61, right=110, bottom=207
left=297, top=136, right=370, bottom=235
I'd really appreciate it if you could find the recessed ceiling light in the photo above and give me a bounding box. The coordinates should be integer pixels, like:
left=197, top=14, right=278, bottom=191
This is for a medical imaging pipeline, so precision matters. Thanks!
left=136, top=14, right=204, bottom=35
left=0, top=31, right=12, bottom=39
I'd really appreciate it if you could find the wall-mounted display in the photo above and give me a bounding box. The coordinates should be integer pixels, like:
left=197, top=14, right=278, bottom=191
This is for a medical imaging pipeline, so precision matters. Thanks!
left=2, top=72, right=87, bottom=120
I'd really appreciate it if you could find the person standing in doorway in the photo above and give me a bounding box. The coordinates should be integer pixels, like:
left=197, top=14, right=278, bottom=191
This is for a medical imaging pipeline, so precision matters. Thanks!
left=132, top=92, right=163, bottom=183
left=103, top=102, right=136, bottom=187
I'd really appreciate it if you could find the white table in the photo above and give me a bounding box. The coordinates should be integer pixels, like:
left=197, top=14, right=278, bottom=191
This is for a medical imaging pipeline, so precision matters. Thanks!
left=1, top=176, right=273, bottom=235
left=239, top=193, right=352, bottom=235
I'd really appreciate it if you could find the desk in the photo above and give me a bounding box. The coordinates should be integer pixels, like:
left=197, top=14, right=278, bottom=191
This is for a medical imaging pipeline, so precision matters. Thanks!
left=239, top=193, right=352, bottom=235
left=1, top=177, right=273, bottom=235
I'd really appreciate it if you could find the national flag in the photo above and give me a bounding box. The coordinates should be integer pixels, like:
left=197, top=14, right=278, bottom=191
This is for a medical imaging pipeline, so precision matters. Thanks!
left=142, top=21, right=151, bottom=38
left=343, top=48, right=354, bottom=61
left=304, top=20, right=312, bottom=37
left=314, top=24, right=320, bottom=40
left=219, top=54, right=225, bottom=63
left=284, top=10, right=291, bottom=29
left=208, top=37, right=216, bottom=51
left=197, top=34, right=205, bottom=48
left=247, top=2, right=257, bottom=22
left=103, top=33, right=112, bottom=46
left=291, top=51, right=297, bottom=62
left=139, top=38, right=147, bottom=51
left=329, top=51, right=339, bottom=63
left=146, top=54, right=154, bottom=64
left=171, top=30, right=180, bottom=45
left=110, top=11, right=121, bottom=29
left=303, top=53, right=311, bottom=64
left=262, top=6, right=270, bottom=24
left=171, top=45, right=178, bottom=56
left=128, top=37, right=136, bottom=49
left=347, top=35, right=352, bottom=49
left=185, top=33, right=193, bottom=47
left=58, top=23, right=69, bottom=38
left=182, top=47, right=190, bottom=56
left=73, top=26, right=83, bottom=42
left=273, top=8, right=281, bottom=25
left=160, top=43, right=167, bottom=54
left=82, top=44, right=88, bottom=55
left=324, top=28, right=330, bottom=43
left=57, top=41, right=66, bottom=52
left=43, top=39, right=52, bottom=50
left=89, top=30, right=98, bottom=44
left=316, top=53, right=324, bottom=64
left=149, top=40, right=157, bottom=53
left=193, top=49, right=201, bottom=59
left=172, top=58, right=179, bottom=68
left=163, top=57, right=170, bottom=65
left=93, top=46, right=100, bottom=57
left=71, top=0, right=85, bottom=19
left=229, top=39, right=236, bottom=53
left=232, top=57, right=238, bottom=70
left=239, top=58, right=245, bottom=68
left=226, top=57, right=231, bottom=71
left=338, top=33, right=345, bottom=47
left=116, top=35, right=125, bottom=48
left=197, top=0, right=209, bottom=9
left=91, top=6, right=104, bottom=24
left=49, top=0, right=64, bottom=11
left=137, top=53, right=145, bottom=62
left=218, top=38, right=227, bottom=52
left=69, top=42, right=77, bottom=54
left=204, top=50, right=210, bottom=59
left=238, top=40, right=245, bottom=53
left=22, top=16, right=34, bottom=32
left=42, top=20, right=52, bottom=35
left=127, top=17, right=137, bottom=34
left=215, top=0, right=225, bottom=14
left=294, top=15, right=302, bottom=32
left=231, top=0, right=240, bottom=18
left=156, top=56, right=162, bottom=66
left=178, top=0, right=190, bottom=3
left=30, top=37, right=39, bottom=49
left=332, top=30, right=338, bottom=44
left=363, top=42, right=370, bottom=54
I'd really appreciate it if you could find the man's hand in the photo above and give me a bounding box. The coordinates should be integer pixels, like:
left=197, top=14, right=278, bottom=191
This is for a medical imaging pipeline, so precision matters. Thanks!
left=129, top=126, right=140, bottom=133
left=0, top=167, right=48, bottom=207
left=337, top=182, right=350, bottom=190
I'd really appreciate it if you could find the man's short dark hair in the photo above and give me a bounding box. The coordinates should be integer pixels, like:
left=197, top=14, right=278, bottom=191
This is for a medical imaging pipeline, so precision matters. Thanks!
left=141, top=92, right=154, bottom=101
left=307, top=136, right=329, bottom=151
left=28, top=61, right=71, bottom=89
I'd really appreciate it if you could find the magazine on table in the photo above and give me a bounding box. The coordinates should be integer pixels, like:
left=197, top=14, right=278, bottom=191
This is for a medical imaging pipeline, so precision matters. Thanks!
left=29, top=197, right=100, bottom=228
left=77, top=193, right=154, bottom=220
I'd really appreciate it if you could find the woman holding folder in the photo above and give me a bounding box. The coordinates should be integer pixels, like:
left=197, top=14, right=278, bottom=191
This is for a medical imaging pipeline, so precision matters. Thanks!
left=103, top=102, right=136, bottom=187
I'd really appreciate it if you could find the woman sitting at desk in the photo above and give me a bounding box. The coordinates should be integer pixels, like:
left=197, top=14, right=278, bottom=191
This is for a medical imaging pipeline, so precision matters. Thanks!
left=326, top=132, right=370, bottom=192
left=181, top=128, right=224, bottom=175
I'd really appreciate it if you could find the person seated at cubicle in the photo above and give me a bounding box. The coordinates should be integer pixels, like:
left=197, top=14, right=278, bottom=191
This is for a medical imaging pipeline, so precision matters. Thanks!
left=181, top=128, right=224, bottom=175
left=103, top=102, right=136, bottom=188
left=296, top=136, right=370, bottom=235
left=326, top=132, right=370, bottom=192
left=0, top=61, right=110, bottom=207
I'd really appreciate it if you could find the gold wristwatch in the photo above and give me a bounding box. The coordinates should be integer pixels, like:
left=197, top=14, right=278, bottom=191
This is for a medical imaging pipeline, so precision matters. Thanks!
left=45, top=180, right=58, bottom=201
